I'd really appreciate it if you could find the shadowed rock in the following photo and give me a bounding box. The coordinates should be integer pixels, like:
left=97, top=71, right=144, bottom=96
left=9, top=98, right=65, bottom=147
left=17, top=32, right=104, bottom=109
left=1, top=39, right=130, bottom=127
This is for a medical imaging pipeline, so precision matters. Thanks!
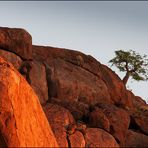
left=123, top=130, right=148, bottom=147
left=20, top=60, right=48, bottom=105
left=95, top=103, right=130, bottom=145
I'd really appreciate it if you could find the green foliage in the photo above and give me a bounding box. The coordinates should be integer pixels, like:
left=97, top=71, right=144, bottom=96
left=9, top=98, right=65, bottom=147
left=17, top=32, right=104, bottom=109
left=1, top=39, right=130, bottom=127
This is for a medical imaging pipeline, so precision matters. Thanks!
left=109, top=49, right=148, bottom=82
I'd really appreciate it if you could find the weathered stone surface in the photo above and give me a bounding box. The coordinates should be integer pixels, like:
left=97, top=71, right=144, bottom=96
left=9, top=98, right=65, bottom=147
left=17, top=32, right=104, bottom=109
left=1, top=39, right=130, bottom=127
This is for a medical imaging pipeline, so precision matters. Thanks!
left=0, top=27, right=32, bottom=60
left=32, top=45, right=114, bottom=121
left=20, top=60, right=48, bottom=105
left=32, top=45, right=133, bottom=108
left=69, top=131, right=85, bottom=147
left=134, top=96, right=147, bottom=108
left=44, top=103, right=75, bottom=147
left=76, top=121, right=87, bottom=135
left=131, top=109, right=148, bottom=135
left=0, top=57, right=58, bottom=147
left=95, top=103, right=130, bottom=144
left=44, top=103, right=75, bottom=126
left=33, top=46, right=111, bottom=106
left=50, top=123, right=68, bottom=147
left=126, top=90, right=147, bottom=111
left=85, top=128, right=119, bottom=147
left=88, top=108, right=110, bottom=132
left=50, top=97, right=89, bottom=120
left=123, top=130, right=148, bottom=147
left=100, top=65, right=131, bottom=107
left=124, top=90, right=134, bottom=110
left=48, top=58, right=110, bottom=105
left=0, top=49, right=22, bottom=70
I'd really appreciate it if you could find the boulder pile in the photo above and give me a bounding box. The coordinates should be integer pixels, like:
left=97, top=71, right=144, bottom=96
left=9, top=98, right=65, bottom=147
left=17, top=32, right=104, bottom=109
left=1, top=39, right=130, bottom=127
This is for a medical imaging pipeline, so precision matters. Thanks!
left=0, top=27, right=147, bottom=147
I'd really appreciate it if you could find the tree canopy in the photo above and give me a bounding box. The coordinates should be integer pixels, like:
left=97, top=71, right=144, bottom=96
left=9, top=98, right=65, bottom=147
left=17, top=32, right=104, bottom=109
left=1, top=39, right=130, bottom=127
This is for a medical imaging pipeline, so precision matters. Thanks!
left=109, top=50, right=148, bottom=85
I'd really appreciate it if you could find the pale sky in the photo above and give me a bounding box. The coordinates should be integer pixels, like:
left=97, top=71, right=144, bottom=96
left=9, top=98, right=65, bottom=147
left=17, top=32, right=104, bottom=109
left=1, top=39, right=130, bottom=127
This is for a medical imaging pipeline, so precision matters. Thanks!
left=0, top=1, right=148, bottom=102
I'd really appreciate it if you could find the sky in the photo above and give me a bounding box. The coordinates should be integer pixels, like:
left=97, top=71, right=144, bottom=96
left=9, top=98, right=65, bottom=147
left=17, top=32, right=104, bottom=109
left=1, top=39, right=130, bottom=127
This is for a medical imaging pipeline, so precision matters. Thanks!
left=0, top=1, right=148, bottom=102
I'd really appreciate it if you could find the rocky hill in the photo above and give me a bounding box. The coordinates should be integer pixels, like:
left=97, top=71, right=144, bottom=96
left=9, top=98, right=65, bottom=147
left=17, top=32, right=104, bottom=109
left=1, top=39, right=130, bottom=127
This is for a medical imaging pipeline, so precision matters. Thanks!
left=0, top=27, right=148, bottom=147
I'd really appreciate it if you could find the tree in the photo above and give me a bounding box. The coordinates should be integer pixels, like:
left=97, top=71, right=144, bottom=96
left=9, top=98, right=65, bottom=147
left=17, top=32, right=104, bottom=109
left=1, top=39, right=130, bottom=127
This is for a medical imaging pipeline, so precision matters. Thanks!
left=109, top=50, right=148, bottom=85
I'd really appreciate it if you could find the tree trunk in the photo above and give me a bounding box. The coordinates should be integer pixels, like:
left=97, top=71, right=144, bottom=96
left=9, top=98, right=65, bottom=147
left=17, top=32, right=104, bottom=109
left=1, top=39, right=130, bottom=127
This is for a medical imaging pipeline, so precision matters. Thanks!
left=122, top=72, right=130, bottom=85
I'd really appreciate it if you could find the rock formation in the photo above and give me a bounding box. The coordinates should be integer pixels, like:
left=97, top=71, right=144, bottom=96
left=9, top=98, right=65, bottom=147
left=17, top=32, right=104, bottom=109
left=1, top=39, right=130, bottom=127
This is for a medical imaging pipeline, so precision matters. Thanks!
left=0, top=27, right=148, bottom=147
left=0, top=57, right=58, bottom=147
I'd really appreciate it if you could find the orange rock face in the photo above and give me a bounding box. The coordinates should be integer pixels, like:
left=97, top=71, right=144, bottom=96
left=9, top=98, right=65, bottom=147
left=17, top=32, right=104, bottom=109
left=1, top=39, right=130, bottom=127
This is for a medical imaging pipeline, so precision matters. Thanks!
left=0, top=57, right=58, bottom=147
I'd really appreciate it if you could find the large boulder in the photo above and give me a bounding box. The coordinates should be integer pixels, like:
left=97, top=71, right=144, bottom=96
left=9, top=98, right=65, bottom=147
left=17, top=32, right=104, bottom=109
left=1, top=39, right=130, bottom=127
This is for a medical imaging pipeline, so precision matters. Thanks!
left=123, top=130, right=148, bottom=147
left=44, top=103, right=75, bottom=147
left=100, top=65, right=133, bottom=107
left=46, top=58, right=110, bottom=105
left=33, top=46, right=111, bottom=107
left=0, top=27, right=32, bottom=60
left=44, top=103, right=75, bottom=126
left=131, top=107, right=148, bottom=135
left=0, top=57, right=58, bottom=147
left=95, top=103, right=130, bottom=145
left=85, top=128, right=119, bottom=147
left=32, top=45, right=134, bottom=108
left=88, top=107, right=110, bottom=132
left=32, top=45, right=114, bottom=121
left=50, top=97, right=89, bottom=120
